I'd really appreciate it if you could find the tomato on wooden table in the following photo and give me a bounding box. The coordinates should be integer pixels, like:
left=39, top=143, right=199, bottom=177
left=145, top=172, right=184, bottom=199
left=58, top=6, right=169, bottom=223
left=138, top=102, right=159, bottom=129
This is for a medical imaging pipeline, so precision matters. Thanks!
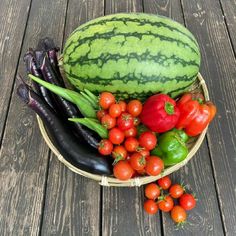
left=158, top=195, right=174, bottom=212
left=171, top=205, right=187, bottom=223
left=157, top=176, right=172, bottom=190
left=179, top=193, right=196, bottom=210
left=144, top=199, right=158, bottom=215
left=145, top=183, right=161, bottom=200
left=169, top=184, right=185, bottom=198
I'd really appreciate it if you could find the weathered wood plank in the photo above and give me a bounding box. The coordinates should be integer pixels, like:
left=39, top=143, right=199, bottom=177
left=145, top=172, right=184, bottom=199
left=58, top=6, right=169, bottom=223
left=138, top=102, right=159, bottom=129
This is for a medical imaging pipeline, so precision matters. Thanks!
left=144, top=1, right=224, bottom=235
left=219, top=0, right=236, bottom=52
left=102, top=1, right=162, bottom=236
left=0, top=0, right=31, bottom=144
left=40, top=1, right=104, bottom=235
left=0, top=0, right=68, bottom=235
left=181, top=0, right=236, bottom=234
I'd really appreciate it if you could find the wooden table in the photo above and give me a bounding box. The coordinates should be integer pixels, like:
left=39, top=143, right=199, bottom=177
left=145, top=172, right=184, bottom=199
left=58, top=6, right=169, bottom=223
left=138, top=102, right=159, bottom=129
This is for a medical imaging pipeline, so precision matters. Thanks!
left=0, top=0, right=236, bottom=235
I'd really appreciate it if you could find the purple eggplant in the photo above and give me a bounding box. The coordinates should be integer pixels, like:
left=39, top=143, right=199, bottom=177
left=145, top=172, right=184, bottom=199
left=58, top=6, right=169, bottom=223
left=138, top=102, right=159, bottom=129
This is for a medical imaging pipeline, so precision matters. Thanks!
left=17, top=82, right=112, bottom=175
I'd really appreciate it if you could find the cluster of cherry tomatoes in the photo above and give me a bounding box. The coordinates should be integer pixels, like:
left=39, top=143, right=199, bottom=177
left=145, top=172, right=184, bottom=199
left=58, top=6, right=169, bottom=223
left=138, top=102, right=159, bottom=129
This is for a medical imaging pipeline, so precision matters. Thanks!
left=144, top=175, right=196, bottom=225
left=97, top=92, right=164, bottom=180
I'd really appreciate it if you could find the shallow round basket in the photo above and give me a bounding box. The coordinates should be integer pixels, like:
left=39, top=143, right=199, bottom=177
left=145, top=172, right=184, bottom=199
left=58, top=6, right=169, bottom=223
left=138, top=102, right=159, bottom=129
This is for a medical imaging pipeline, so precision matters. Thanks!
left=37, top=73, right=209, bottom=187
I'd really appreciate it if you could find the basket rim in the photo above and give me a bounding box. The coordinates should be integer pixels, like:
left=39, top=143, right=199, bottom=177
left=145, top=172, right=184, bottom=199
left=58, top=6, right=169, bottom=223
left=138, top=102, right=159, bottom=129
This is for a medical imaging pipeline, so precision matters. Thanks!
left=37, top=73, right=209, bottom=187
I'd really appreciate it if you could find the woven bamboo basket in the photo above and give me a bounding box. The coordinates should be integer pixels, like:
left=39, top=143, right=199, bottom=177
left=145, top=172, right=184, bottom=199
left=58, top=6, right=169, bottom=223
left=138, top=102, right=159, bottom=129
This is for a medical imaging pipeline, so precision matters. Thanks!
left=37, top=73, right=209, bottom=187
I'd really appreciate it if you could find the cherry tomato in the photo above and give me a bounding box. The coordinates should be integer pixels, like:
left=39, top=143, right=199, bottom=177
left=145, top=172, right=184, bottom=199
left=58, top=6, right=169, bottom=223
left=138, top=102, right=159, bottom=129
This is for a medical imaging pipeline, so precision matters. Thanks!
left=112, top=145, right=127, bottom=163
left=145, top=156, right=164, bottom=176
left=130, top=152, right=146, bottom=171
left=117, top=112, right=134, bottom=131
left=118, top=100, right=127, bottom=112
left=171, top=205, right=187, bottom=223
left=96, top=109, right=107, bottom=121
left=101, top=114, right=116, bottom=129
left=145, top=183, right=161, bottom=200
left=136, top=168, right=146, bottom=175
left=144, top=199, right=158, bottom=215
left=158, top=195, right=174, bottom=212
left=127, top=100, right=143, bottom=117
left=124, top=137, right=139, bottom=152
left=179, top=193, right=196, bottom=210
left=157, top=176, right=172, bottom=190
left=137, top=148, right=150, bottom=158
left=98, top=139, right=113, bottom=155
left=113, top=160, right=134, bottom=180
left=124, top=127, right=137, bottom=138
left=139, top=131, right=157, bottom=150
left=109, top=103, right=122, bottom=118
left=109, top=128, right=125, bottom=145
left=99, top=92, right=115, bottom=109
left=134, top=117, right=141, bottom=126
left=169, top=184, right=185, bottom=199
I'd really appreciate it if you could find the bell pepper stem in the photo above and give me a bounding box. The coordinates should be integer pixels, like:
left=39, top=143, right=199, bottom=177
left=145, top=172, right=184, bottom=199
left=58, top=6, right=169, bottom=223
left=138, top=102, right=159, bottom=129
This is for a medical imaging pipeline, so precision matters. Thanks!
left=165, top=102, right=174, bottom=115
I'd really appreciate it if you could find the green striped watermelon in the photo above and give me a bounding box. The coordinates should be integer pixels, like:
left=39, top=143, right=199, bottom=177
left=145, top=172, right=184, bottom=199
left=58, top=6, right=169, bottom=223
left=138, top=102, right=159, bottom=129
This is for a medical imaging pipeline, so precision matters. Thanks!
left=62, top=13, right=200, bottom=99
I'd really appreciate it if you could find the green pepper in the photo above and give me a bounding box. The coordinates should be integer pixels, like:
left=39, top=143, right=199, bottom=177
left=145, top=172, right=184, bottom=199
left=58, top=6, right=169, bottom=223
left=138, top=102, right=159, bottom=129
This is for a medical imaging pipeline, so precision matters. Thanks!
left=151, top=129, right=189, bottom=166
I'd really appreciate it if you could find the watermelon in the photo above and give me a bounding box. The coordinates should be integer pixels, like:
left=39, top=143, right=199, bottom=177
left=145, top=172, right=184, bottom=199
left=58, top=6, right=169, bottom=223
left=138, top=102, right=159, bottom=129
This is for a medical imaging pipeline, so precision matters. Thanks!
left=62, top=13, right=200, bottom=99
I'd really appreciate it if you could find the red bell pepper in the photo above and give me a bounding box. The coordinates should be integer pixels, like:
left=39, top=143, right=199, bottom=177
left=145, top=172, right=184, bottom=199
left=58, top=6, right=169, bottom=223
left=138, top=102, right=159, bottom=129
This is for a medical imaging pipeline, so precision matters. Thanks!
left=140, top=94, right=180, bottom=133
left=176, top=93, right=216, bottom=136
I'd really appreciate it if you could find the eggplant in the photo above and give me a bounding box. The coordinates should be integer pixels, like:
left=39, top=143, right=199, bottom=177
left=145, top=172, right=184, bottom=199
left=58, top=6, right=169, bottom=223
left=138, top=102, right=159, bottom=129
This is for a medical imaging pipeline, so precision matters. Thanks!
left=17, top=82, right=112, bottom=175
left=24, top=50, right=55, bottom=110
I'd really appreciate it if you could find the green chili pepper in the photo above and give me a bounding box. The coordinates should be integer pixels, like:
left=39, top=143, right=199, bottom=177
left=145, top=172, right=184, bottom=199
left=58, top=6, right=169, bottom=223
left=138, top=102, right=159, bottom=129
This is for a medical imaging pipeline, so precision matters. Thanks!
left=30, top=74, right=97, bottom=118
left=69, top=118, right=108, bottom=139
left=151, top=129, right=189, bottom=166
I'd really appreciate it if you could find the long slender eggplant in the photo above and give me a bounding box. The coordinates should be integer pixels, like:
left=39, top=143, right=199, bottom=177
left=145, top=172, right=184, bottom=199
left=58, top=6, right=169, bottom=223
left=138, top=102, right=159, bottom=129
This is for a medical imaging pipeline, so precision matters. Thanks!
left=24, top=50, right=55, bottom=110
left=17, top=83, right=112, bottom=175
left=34, top=53, right=99, bottom=148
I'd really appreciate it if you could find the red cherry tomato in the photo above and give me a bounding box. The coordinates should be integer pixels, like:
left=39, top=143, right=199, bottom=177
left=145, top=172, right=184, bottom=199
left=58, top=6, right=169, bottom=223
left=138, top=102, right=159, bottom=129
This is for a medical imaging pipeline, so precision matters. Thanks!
left=124, top=137, right=139, bottom=152
left=157, top=176, right=172, bottom=190
left=118, top=100, right=127, bottom=112
left=136, top=168, right=146, bottom=175
left=98, top=139, right=113, bottom=155
left=101, top=114, right=116, bottom=129
left=113, top=160, right=134, bottom=180
left=145, top=183, right=161, bottom=200
left=96, top=109, right=107, bottom=121
left=109, top=103, right=122, bottom=118
left=137, top=148, right=150, bottom=158
left=169, top=184, right=185, bottom=199
left=145, top=156, right=164, bottom=176
left=139, top=131, right=157, bottom=150
left=130, top=152, right=146, bottom=171
left=109, top=128, right=125, bottom=145
left=179, top=193, right=196, bottom=210
left=117, top=112, right=134, bottom=131
left=112, top=145, right=127, bottom=162
left=124, top=127, right=137, bottom=138
left=144, top=199, right=158, bottom=215
left=99, top=92, right=115, bottom=109
left=127, top=100, right=143, bottom=117
left=171, top=205, right=187, bottom=223
left=158, top=195, right=174, bottom=212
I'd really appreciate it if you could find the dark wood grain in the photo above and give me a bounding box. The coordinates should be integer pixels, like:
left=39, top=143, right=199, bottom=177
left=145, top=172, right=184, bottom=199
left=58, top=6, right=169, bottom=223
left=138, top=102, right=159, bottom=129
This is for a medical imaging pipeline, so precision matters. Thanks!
left=144, top=0, right=224, bottom=235
left=0, top=0, right=68, bottom=235
left=102, top=1, right=162, bottom=236
left=0, top=0, right=31, bottom=144
left=181, top=0, right=236, bottom=234
left=219, top=0, right=236, bottom=52
left=40, top=1, right=104, bottom=235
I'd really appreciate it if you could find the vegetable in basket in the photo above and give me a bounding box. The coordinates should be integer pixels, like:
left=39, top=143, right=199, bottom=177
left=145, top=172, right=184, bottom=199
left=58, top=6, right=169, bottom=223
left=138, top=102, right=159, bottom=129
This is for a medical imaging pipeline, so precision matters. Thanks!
left=151, top=129, right=189, bottom=166
left=176, top=92, right=217, bottom=136
left=16, top=82, right=112, bottom=175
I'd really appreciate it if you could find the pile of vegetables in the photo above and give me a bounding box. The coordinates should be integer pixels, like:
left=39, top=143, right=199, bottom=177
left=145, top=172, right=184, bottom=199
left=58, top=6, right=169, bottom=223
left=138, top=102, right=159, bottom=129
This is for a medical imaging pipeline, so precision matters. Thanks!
left=17, top=38, right=216, bottom=179
left=143, top=175, right=197, bottom=226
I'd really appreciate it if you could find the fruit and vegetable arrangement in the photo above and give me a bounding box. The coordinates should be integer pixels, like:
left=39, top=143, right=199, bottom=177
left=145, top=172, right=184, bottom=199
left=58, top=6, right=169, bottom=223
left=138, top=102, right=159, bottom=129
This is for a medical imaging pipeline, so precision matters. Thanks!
left=143, top=175, right=197, bottom=226
left=17, top=13, right=217, bottom=181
